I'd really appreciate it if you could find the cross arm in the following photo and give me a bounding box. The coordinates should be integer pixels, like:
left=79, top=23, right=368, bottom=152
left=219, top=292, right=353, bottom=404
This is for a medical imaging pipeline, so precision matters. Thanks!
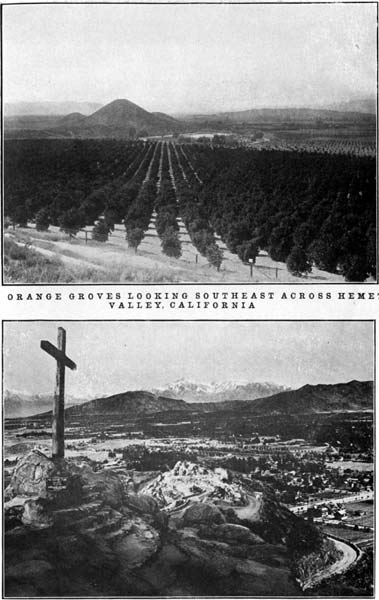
left=40, top=340, right=77, bottom=370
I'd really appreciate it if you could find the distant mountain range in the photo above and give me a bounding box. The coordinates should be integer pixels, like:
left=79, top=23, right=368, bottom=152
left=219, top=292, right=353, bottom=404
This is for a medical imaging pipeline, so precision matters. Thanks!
left=4, top=96, right=376, bottom=139
left=241, top=380, right=374, bottom=414
left=151, top=380, right=290, bottom=403
left=5, top=99, right=181, bottom=137
left=323, top=97, right=376, bottom=115
left=191, top=107, right=375, bottom=124
left=21, top=379, right=372, bottom=421
left=4, top=101, right=102, bottom=116
left=3, top=390, right=86, bottom=418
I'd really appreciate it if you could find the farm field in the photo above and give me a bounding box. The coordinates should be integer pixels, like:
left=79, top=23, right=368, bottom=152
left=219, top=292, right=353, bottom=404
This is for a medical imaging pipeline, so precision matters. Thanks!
left=321, top=499, right=374, bottom=550
left=326, top=461, right=373, bottom=472
left=4, top=138, right=376, bottom=283
left=344, top=501, right=374, bottom=529
left=322, top=525, right=373, bottom=548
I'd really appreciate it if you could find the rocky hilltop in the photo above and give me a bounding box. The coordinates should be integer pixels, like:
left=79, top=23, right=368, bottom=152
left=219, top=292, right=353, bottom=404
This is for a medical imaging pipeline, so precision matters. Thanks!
left=5, top=452, right=307, bottom=596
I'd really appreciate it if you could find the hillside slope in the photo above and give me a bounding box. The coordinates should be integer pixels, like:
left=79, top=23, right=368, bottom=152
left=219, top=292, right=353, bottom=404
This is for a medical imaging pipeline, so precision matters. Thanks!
left=79, top=98, right=180, bottom=135
left=247, top=380, right=373, bottom=414
left=64, top=390, right=188, bottom=417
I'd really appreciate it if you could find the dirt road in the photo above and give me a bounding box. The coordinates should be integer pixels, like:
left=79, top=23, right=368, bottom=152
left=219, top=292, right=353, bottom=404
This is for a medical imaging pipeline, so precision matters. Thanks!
left=233, top=493, right=262, bottom=521
left=11, top=223, right=347, bottom=283
left=303, top=536, right=359, bottom=590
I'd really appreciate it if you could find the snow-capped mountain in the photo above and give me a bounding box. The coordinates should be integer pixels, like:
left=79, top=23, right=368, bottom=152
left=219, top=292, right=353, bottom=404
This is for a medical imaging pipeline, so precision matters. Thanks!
left=4, top=390, right=87, bottom=418
left=151, top=380, right=290, bottom=403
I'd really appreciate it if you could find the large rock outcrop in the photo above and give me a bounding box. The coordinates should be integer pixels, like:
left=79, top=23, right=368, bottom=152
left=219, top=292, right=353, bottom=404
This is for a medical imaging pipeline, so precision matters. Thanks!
left=182, top=502, right=225, bottom=526
left=5, top=450, right=56, bottom=499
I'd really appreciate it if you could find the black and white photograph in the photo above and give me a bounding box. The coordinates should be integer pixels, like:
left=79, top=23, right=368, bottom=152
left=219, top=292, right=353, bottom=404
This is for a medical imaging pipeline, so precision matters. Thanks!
left=3, top=320, right=374, bottom=596
left=2, top=3, right=377, bottom=284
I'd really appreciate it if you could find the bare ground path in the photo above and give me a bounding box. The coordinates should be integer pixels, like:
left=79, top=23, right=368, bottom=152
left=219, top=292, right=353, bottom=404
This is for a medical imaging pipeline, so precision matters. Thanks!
left=9, top=224, right=346, bottom=283
left=178, top=145, right=203, bottom=184
left=233, top=493, right=262, bottom=521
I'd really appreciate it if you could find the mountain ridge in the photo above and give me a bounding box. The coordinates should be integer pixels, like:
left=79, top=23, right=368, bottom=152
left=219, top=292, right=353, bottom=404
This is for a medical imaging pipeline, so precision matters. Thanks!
left=16, top=379, right=373, bottom=420
left=151, top=379, right=290, bottom=403
left=5, top=97, right=375, bottom=139
left=189, top=107, right=376, bottom=124
left=4, top=101, right=102, bottom=116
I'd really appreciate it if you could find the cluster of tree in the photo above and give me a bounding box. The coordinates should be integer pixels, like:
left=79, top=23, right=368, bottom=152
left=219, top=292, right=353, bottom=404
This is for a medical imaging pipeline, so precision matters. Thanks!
left=287, top=521, right=341, bottom=584
left=169, top=143, right=223, bottom=270
left=154, top=144, right=182, bottom=258
left=124, top=143, right=161, bottom=251
left=4, top=139, right=153, bottom=235
left=184, top=144, right=375, bottom=281
left=121, top=446, right=198, bottom=471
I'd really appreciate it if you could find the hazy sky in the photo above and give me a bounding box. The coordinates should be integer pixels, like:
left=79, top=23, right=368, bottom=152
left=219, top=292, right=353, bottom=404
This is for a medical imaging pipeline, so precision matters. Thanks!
left=3, top=3, right=376, bottom=113
left=3, top=321, right=374, bottom=399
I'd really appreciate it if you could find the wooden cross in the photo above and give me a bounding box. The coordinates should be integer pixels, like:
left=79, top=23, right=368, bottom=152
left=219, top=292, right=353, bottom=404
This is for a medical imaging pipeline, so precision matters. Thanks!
left=41, top=327, right=77, bottom=459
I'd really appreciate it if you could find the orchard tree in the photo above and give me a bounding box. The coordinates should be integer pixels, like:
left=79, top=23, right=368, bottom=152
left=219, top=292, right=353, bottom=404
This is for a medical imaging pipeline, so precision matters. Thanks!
left=161, top=226, right=182, bottom=258
left=339, top=255, right=369, bottom=282
left=127, top=227, right=144, bottom=253
left=366, top=224, right=376, bottom=279
left=58, top=208, right=84, bottom=235
left=236, top=239, right=259, bottom=264
left=10, top=204, right=28, bottom=228
left=92, top=220, right=109, bottom=242
left=206, top=244, right=224, bottom=271
left=35, top=207, right=51, bottom=231
left=286, top=245, right=312, bottom=277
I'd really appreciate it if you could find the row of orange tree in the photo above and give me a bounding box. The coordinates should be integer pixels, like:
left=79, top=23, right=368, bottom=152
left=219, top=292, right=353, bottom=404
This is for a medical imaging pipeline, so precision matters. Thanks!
left=4, top=139, right=153, bottom=233
left=169, top=143, right=223, bottom=270
left=185, top=144, right=375, bottom=280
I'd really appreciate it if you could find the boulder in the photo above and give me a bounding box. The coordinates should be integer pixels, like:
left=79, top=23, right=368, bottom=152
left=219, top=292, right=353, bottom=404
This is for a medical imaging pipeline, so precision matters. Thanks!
left=124, top=494, right=159, bottom=515
left=182, top=502, right=225, bottom=526
left=22, top=498, right=53, bottom=528
left=7, top=450, right=55, bottom=498
left=6, top=450, right=83, bottom=508
left=209, top=523, right=264, bottom=545
left=80, top=468, right=125, bottom=508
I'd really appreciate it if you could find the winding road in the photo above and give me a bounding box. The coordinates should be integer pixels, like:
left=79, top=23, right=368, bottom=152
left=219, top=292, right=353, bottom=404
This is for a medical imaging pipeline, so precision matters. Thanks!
left=302, top=536, right=360, bottom=590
